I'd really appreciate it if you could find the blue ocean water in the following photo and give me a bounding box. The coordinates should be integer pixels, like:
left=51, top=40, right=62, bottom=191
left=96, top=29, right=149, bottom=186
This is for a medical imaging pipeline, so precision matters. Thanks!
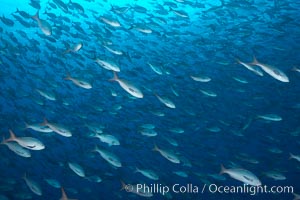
left=0, top=0, right=300, bottom=199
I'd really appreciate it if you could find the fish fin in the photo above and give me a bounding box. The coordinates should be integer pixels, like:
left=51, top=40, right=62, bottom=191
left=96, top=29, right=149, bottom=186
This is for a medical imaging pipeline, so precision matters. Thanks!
left=109, top=72, right=118, bottom=82
left=220, top=164, right=226, bottom=174
left=8, top=129, right=17, bottom=141
left=120, top=180, right=126, bottom=191
left=110, top=4, right=114, bottom=11
left=235, top=58, right=242, bottom=64
left=24, top=122, right=29, bottom=129
left=61, top=187, right=68, bottom=199
left=250, top=56, right=259, bottom=65
left=291, top=66, right=299, bottom=72
left=91, top=145, right=99, bottom=152
left=64, top=72, right=71, bottom=80
left=134, top=167, right=140, bottom=173
left=41, top=118, right=48, bottom=126
left=31, top=10, right=39, bottom=20
left=152, top=144, right=159, bottom=151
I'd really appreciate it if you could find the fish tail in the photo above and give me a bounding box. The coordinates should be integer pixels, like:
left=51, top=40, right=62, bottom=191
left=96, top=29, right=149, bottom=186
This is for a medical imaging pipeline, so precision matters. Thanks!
left=134, top=167, right=140, bottom=173
left=120, top=180, right=126, bottom=191
left=289, top=153, right=294, bottom=160
left=235, top=58, right=241, bottom=64
left=92, top=145, right=99, bottom=152
left=251, top=56, right=258, bottom=65
left=62, top=49, right=71, bottom=55
left=61, top=187, right=68, bottom=199
left=41, top=118, right=48, bottom=126
left=8, top=129, right=17, bottom=141
left=109, top=72, right=118, bottom=82
left=24, top=122, right=30, bottom=130
left=152, top=144, right=159, bottom=151
left=31, top=10, right=39, bottom=21
left=110, top=4, right=114, bottom=11
left=64, top=72, right=71, bottom=80
left=220, top=164, right=226, bottom=174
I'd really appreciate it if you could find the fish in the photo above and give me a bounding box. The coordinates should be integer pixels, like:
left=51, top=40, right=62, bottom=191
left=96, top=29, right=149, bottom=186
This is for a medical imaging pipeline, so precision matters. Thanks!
left=5, top=130, right=45, bottom=151
left=85, top=175, right=102, bottom=183
left=44, top=179, right=61, bottom=188
left=103, top=45, right=123, bottom=55
left=0, top=15, right=14, bottom=27
left=110, top=72, right=143, bottom=98
left=169, top=7, right=189, bottom=18
left=135, top=167, right=159, bottom=180
left=92, top=133, right=120, bottom=146
left=139, top=124, right=155, bottom=129
left=110, top=5, right=130, bottom=14
left=250, top=57, right=289, bottom=82
left=289, top=153, right=300, bottom=162
left=153, top=144, right=180, bottom=164
left=24, top=122, right=53, bottom=133
left=1, top=139, right=31, bottom=158
left=93, top=145, right=122, bottom=168
left=138, top=128, right=157, bottom=137
left=64, top=73, right=92, bottom=89
left=31, top=10, right=52, bottom=36
left=200, top=89, right=217, bottom=97
left=264, top=171, right=286, bottom=181
left=63, top=42, right=83, bottom=54
left=36, top=89, right=56, bottom=101
left=155, top=94, right=176, bottom=108
left=233, top=77, right=248, bottom=84
left=169, top=128, right=184, bottom=134
left=190, top=75, right=211, bottom=82
left=53, top=0, right=69, bottom=12
left=257, top=114, right=282, bottom=122
left=99, top=16, right=121, bottom=27
left=220, top=164, right=261, bottom=186
left=68, top=162, right=85, bottom=177
left=120, top=181, right=153, bottom=198
left=173, top=171, right=188, bottom=178
left=147, top=62, right=163, bottom=75
left=236, top=58, right=264, bottom=76
left=68, top=0, right=84, bottom=13
left=41, top=119, right=72, bottom=137
left=23, top=174, right=42, bottom=196
left=292, top=67, right=300, bottom=73
left=130, top=26, right=153, bottom=34
left=95, top=58, right=120, bottom=72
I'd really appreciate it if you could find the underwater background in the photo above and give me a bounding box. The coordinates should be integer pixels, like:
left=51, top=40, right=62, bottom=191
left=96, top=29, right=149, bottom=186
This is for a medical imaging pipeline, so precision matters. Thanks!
left=0, top=0, right=300, bottom=199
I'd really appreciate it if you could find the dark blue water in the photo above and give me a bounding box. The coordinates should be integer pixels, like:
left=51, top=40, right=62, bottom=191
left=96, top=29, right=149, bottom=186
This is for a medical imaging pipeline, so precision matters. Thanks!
left=0, top=0, right=300, bottom=199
